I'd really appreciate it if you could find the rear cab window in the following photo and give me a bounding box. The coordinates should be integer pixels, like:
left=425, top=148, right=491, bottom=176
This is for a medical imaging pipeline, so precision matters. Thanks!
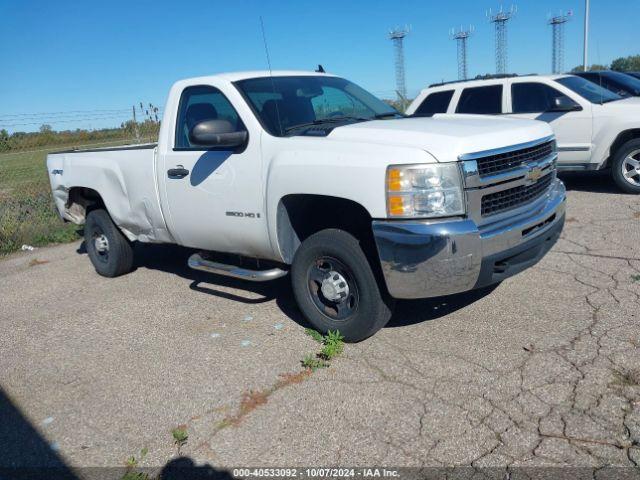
left=456, top=85, right=503, bottom=114
left=414, top=90, right=454, bottom=117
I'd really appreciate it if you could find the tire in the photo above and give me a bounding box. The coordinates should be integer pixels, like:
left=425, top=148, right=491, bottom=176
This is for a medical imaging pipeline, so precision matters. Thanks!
left=291, top=228, right=394, bottom=342
left=611, top=138, right=640, bottom=194
left=84, top=209, right=134, bottom=277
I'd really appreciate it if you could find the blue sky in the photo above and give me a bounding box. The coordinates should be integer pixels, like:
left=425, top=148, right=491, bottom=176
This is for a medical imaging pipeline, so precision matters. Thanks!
left=1, top=0, right=638, bottom=132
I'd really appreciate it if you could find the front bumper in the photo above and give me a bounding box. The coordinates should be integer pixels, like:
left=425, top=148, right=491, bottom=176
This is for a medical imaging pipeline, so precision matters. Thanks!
left=372, top=178, right=566, bottom=299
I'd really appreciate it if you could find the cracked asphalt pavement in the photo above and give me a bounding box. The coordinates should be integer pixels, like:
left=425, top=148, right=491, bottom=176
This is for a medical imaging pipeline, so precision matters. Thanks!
left=1, top=171, right=639, bottom=477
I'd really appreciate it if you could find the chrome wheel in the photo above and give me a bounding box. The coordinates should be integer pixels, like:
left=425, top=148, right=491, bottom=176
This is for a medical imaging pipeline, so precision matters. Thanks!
left=622, top=149, right=640, bottom=186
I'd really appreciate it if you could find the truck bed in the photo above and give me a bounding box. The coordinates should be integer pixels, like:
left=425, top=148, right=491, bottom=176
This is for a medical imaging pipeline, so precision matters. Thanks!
left=47, top=142, right=172, bottom=244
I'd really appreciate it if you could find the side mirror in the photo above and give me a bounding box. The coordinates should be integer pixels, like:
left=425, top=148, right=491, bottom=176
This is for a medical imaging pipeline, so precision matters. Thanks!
left=550, top=96, right=581, bottom=112
left=189, top=119, right=248, bottom=148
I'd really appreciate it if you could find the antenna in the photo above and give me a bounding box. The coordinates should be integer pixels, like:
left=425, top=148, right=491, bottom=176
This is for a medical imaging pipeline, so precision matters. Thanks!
left=259, top=16, right=283, bottom=135
left=450, top=25, right=474, bottom=80
left=487, top=5, right=516, bottom=74
left=548, top=11, right=572, bottom=74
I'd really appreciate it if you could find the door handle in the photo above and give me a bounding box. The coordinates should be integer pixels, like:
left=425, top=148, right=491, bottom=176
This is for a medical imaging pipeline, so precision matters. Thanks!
left=167, top=165, right=189, bottom=179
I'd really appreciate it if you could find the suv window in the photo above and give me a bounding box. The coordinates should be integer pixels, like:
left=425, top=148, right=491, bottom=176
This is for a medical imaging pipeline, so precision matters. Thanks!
left=175, top=85, right=243, bottom=149
left=456, top=85, right=502, bottom=114
left=511, top=82, right=573, bottom=113
left=414, top=90, right=454, bottom=117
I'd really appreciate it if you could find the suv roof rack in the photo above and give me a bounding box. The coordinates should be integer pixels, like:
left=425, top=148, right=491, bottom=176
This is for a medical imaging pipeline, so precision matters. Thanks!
left=428, top=73, right=538, bottom=88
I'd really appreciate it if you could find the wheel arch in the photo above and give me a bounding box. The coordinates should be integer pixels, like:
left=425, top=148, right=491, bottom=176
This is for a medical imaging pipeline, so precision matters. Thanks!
left=65, top=186, right=107, bottom=224
left=606, top=128, right=640, bottom=168
left=276, top=194, right=377, bottom=265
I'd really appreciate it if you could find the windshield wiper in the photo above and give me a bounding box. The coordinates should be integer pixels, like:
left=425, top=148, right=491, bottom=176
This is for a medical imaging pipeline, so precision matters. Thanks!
left=283, top=116, right=368, bottom=134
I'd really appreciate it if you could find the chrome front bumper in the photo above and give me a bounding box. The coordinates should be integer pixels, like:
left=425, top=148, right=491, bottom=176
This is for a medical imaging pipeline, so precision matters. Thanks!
left=372, top=178, right=566, bottom=299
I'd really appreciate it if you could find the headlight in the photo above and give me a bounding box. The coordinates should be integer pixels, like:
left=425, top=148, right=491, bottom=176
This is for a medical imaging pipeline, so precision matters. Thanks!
left=386, top=163, right=465, bottom=218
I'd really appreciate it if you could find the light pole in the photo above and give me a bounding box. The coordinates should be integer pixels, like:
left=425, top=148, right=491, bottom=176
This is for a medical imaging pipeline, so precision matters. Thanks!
left=583, top=0, right=590, bottom=71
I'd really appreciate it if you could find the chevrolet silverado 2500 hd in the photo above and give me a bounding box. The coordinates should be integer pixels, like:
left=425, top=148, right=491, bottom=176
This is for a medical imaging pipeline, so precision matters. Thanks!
left=48, top=71, right=566, bottom=341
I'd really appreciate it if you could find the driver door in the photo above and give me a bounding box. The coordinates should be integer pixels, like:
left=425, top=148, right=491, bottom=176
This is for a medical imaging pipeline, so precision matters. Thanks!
left=506, top=81, right=592, bottom=166
left=161, top=85, right=264, bottom=255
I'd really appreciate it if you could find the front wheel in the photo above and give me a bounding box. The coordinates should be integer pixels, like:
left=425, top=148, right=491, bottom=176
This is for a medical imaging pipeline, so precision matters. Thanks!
left=291, top=229, right=394, bottom=342
left=611, top=139, right=640, bottom=194
left=84, top=209, right=134, bottom=277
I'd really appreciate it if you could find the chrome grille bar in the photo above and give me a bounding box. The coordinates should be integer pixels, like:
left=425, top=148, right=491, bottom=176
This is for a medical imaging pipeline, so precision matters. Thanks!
left=460, top=135, right=559, bottom=226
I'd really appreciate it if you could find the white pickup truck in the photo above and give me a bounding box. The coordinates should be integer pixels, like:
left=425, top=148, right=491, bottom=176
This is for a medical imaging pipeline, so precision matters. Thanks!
left=48, top=71, right=566, bottom=341
left=407, top=74, right=640, bottom=193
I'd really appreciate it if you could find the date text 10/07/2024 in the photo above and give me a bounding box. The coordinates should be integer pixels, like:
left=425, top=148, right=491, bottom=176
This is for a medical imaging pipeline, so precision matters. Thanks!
left=232, top=468, right=400, bottom=478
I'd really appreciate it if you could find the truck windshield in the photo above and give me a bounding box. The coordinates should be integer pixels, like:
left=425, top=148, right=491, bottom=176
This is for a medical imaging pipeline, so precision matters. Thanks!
left=555, top=76, right=622, bottom=104
left=235, top=76, right=400, bottom=136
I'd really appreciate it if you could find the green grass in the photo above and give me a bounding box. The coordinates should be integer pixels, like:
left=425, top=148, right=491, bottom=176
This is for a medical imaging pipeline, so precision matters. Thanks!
left=0, top=143, right=131, bottom=255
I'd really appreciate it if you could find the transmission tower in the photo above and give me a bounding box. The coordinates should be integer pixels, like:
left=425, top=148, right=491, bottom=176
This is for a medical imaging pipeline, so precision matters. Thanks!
left=451, top=26, right=474, bottom=80
left=549, top=11, right=572, bottom=74
left=488, top=5, right=516, bottom=74
left=389, top=27, right=410, bottom=103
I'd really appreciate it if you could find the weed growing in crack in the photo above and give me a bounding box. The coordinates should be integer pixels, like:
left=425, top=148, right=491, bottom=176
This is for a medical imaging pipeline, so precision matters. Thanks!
left=171, top=426, right=188, bottom=454
left=301, top=354, right=328, bottom=371
left=125, top=447, right=148, bottom=468
left=631, top=274, right=640, bottom=282
left=319, top=330, right=344, bottom=360
left=122, top=448, right=149, bottom=480
left=301, top=330, right=345, bottom=369
left=304, top=328, right=324, bottom=343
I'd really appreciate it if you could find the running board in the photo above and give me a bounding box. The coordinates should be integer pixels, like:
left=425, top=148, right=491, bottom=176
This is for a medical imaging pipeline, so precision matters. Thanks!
left=187, top=253, right=287, bottom=282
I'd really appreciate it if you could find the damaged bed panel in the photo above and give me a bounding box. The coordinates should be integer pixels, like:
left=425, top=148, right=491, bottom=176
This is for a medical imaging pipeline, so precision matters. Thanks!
left=46, top=145, right=174, bottom=244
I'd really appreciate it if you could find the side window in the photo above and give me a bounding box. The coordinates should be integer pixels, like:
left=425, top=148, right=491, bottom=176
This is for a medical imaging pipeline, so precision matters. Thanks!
left=511, top=82, right=572, bottom=113
left=414, top=90, right=454, bottom=117
left=175, top=85, right=243, bottom=149
left=456, top=85, right=503, bottom=114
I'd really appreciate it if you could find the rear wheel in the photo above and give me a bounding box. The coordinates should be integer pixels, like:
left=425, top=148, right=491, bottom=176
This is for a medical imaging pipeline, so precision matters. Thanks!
left=611, top=139, right=640, bottom=194
left=84, top=209, right=134, bottom=277
left=291, top=229, right=394, bottom=342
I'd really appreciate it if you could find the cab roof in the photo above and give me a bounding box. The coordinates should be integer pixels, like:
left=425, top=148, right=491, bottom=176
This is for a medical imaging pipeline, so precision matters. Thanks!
left=179, top=70, right=338, bottom=84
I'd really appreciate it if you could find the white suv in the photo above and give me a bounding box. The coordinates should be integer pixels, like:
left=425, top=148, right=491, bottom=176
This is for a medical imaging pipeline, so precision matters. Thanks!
left=407, top=74, right=640, bottom=193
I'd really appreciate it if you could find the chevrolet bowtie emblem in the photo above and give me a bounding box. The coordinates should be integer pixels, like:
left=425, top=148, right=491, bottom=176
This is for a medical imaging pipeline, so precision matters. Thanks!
left=527, top=166, right=542, bottom=182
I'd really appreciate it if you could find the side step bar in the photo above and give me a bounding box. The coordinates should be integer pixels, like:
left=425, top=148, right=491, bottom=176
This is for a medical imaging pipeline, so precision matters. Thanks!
left=187, top=253, right=287, bottom=282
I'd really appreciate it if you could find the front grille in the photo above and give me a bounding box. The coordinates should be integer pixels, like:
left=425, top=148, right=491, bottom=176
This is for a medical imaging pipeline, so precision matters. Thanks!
left=481, top=173, right=553, bottom=216
left=477, top=140, right=554, bottom=177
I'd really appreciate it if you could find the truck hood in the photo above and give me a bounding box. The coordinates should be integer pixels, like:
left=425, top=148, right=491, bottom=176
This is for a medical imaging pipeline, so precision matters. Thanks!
left=328, top=115, right=553, bottom=161
left=599, top=96, right=640, bottom=113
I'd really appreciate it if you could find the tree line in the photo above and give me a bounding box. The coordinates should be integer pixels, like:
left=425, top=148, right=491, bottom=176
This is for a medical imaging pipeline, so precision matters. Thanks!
left=571, top=54, right=640, bottom=73
left=0, top=119, right=160, bottom=153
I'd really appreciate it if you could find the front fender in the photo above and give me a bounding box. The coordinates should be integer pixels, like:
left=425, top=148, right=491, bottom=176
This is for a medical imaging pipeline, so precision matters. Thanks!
left=264, top=142, right=435, bottom=262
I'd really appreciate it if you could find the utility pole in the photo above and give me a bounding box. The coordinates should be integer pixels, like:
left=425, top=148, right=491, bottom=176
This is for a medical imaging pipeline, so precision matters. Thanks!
left=132, top=105, right=140, bottom=143
left=388, top=27, right=410, bottom=108
left=583, top=0, right=590, bottom=71
left=488, top=5, right=516, bottom=75
left=549, top=12, right=571, bottom=74
left=451, top=26, right=474, bottom=80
